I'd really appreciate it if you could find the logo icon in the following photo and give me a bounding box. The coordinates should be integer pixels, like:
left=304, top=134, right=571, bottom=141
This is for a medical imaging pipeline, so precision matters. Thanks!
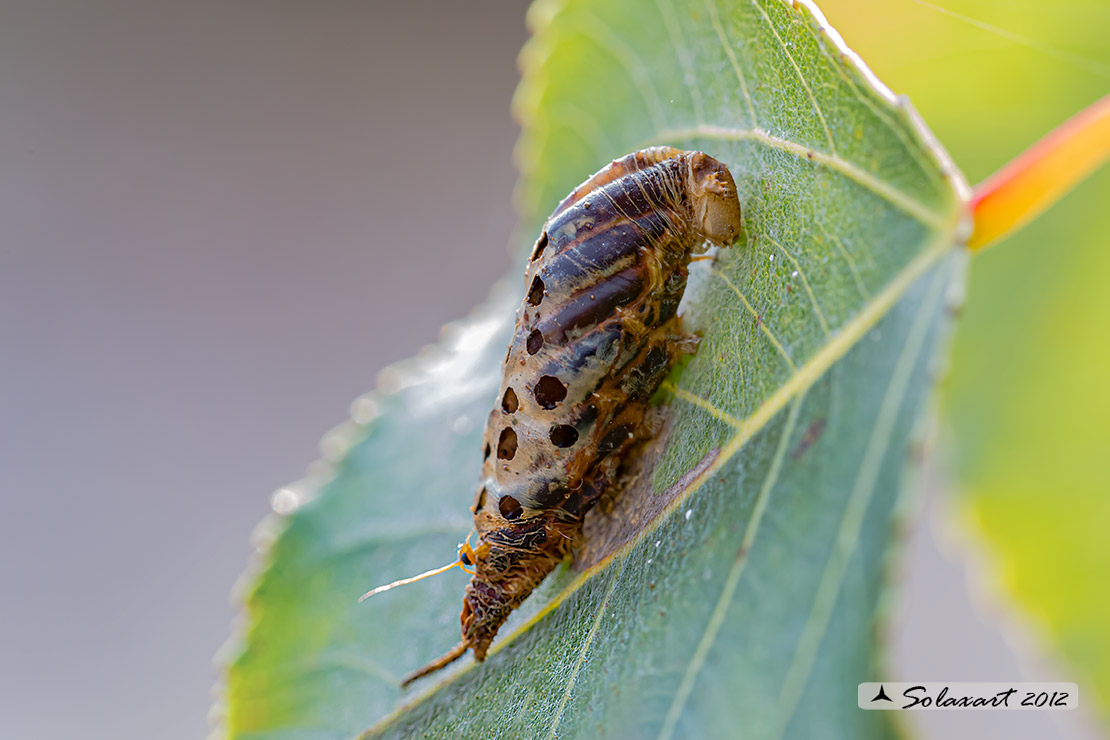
left=871, top=685, right=893, bottom=703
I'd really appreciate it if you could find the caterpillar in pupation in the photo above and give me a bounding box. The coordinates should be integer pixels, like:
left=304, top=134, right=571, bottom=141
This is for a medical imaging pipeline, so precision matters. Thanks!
left=363, top=146, right=743, bottom=685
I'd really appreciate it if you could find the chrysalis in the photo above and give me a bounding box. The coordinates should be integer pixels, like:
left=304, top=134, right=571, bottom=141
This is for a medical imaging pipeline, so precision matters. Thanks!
left=372, top=147, right=743, bottom=685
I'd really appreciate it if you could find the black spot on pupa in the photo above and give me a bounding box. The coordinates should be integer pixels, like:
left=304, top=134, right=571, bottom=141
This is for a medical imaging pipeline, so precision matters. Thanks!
left=549, top=424, right=578, bottom=448
left=527, top=329, right=544, bottom=355
left=499, top=495, right=523, bottom=520
left=483, top=442, right=491, bottom=460
left=534, top=484, right=569, bottom=509
left=502, top=387, right=519, bottom=414
left=533, top=375, right=567, bottom=409
left=497, top=427, right=518, bottom=460
left=527, top=276, right=545, bottom=306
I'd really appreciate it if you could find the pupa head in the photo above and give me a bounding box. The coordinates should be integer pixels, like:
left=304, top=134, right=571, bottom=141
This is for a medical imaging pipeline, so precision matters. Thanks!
left=685, top=151, right=743, bottom=247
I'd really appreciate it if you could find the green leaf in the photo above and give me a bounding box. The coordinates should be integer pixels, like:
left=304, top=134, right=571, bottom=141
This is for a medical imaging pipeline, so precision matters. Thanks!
left=217, top=1, right=967, bottom=738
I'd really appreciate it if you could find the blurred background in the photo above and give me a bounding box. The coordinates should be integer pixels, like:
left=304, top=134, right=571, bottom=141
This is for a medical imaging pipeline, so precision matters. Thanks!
left=0, top=2, right=1105, bottom=740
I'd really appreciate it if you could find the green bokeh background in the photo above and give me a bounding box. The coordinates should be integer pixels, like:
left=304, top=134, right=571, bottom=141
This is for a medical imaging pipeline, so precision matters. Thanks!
left=822, top=0, right=1110, bottom=720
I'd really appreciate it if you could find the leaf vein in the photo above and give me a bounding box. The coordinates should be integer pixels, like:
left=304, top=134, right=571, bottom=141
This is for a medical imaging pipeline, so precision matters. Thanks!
left=765, top=234, right=831, bottom=337
left=546, top=563, right=626, bottom=739
left=711, top=266, right=798, bottom=370
left=661, top=380, right=745, bottom=429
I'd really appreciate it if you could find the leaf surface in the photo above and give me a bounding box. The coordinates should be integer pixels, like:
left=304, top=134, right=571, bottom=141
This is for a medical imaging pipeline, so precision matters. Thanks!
left=219, top=1, right=967, bottom=738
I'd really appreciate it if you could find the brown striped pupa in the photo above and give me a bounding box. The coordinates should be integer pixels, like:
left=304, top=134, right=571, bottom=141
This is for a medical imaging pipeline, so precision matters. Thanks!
left=387, top=147, right=742, bottom=684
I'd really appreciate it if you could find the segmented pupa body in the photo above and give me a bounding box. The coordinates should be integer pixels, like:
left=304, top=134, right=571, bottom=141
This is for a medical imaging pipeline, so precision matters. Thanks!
left=403, top=147, right=743, bottom=685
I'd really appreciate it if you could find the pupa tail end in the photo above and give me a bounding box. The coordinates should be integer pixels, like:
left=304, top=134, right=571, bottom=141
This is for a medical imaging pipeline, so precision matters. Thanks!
left=400, top=641, right=469, bottom=687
